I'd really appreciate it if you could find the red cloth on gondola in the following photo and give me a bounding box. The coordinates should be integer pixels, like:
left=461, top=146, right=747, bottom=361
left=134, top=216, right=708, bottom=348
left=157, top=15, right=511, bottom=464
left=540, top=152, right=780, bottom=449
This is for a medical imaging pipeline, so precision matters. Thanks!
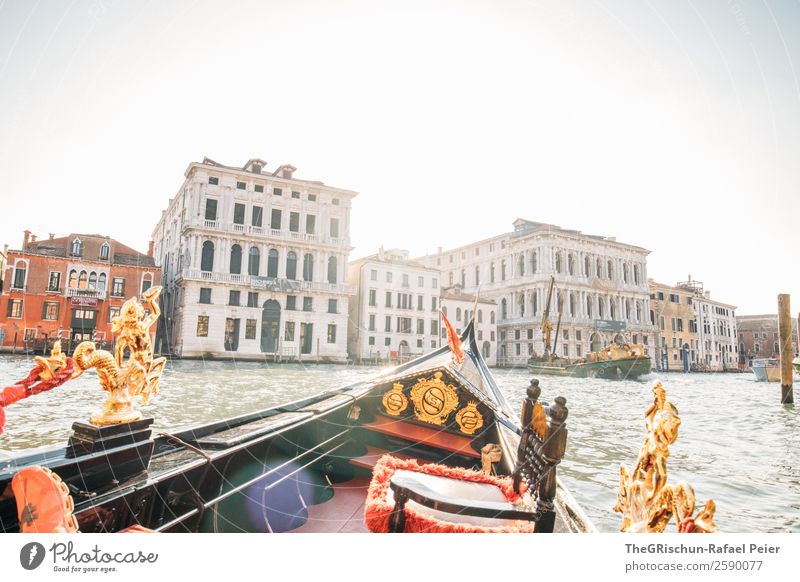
left=364, top=455, right=535, bottom=533
left=0, top=358, right=75, bottom=435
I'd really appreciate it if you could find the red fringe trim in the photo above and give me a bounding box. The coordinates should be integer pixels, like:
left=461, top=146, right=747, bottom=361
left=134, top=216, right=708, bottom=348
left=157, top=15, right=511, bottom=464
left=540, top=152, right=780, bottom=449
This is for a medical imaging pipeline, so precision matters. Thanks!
left=364, top=455, right=534, bottom=533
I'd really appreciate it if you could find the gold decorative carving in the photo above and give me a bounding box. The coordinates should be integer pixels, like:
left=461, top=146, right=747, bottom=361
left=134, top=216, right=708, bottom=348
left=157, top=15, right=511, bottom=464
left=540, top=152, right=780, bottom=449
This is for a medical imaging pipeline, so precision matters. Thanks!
left=409, top=372, right=459, bottom=425
left=71, top=286, right=167, bottom=426
left=480, top=443, right=502, bottom=475
left=614, top=381, right=718, bottom=533
left=381, top=383, right=408, bottom=416
left=531, top=401, right=547, bottom=440
left=455, top=401, right=484, bottom=435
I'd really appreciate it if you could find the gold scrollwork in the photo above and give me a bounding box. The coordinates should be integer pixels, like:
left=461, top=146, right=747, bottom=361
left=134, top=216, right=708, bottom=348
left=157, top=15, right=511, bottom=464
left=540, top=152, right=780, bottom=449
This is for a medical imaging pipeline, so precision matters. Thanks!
left=455, top=401, right=484, bottom=435
left=409, top=372, right=459, bottom=426
left=381, top=383, right=408, bottom=416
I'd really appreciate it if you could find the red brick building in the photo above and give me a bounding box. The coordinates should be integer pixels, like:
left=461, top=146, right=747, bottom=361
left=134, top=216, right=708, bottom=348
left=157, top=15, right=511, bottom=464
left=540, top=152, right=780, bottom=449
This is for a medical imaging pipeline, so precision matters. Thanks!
left=0, top=232, right=160, bottom=353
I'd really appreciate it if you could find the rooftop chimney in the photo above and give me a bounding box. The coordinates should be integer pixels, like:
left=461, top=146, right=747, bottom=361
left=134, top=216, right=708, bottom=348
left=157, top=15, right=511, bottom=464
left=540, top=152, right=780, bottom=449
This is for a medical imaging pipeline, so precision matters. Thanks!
left=23, top=230, right=31, bottom=246
left=49, top=233, right=55, bottom=240
left=30, top=234, right=37, bottom=242
left=281, top=165, right=296, bottom=180
left=148, top=240, right=154, bottom=257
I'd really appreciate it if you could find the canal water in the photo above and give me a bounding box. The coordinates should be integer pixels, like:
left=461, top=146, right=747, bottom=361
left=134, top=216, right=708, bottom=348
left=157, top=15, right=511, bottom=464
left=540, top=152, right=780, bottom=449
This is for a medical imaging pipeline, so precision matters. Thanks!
left=0, top=355, right=797, bottom=533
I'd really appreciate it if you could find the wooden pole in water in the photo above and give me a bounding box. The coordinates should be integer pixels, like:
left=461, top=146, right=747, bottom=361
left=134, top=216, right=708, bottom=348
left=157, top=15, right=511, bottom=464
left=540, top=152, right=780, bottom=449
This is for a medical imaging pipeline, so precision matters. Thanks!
left=778, top=294, right=793, bottom=404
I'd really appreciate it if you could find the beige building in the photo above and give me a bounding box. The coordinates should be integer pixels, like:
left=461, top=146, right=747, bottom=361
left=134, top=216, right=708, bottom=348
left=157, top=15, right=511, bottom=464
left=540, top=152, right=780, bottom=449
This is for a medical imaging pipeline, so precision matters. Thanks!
left=648, top=280, right=698, bottom=371
left=440, top=285, right=497, bottom=366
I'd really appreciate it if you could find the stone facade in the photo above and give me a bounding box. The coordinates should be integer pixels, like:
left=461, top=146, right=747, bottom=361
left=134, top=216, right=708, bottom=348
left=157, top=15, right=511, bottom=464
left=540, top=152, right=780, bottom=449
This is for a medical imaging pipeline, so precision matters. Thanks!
left=417, top=219, right=657, bottom=366
left=152, top=157, right=356, bottom=361
left=648, top=280, right=698, bottom=371
left=347, top=249, right=442, bottom=363
left=439, top=286, right=497, bottom=366
left=0, top=231, right=159, bottom=353
left=736, top=314, right=799, bottom=366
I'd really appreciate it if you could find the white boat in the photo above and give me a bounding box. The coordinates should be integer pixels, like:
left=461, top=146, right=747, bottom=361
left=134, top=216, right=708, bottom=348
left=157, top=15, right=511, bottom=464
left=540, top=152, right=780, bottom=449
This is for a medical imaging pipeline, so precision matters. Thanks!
left=750, top=358, right=781, bottom=382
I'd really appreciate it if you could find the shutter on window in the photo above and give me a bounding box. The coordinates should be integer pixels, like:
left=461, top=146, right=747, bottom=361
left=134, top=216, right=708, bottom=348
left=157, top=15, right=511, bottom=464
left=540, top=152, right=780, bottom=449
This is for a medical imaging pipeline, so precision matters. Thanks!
left=6, top=299, right=12, bottom=316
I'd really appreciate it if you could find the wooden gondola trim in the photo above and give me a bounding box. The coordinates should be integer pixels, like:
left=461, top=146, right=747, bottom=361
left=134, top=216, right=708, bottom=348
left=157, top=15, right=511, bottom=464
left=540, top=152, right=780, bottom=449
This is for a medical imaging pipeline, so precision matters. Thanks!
left=363, top=416, right=481, bottom=459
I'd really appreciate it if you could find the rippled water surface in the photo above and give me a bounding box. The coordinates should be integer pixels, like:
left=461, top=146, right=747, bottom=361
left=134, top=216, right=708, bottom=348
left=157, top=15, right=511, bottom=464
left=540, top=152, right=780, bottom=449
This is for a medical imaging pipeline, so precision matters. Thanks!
left=1, top=355, right=797, bottom=532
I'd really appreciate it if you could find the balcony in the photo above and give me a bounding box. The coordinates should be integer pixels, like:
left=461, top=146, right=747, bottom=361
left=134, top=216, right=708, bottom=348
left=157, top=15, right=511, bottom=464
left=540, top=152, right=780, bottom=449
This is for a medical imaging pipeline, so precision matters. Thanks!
left=65, top=287, right=107, bottom=300
left=179, top=270, right=356, bottom=295
left=183, top=219, right=349, bottom=247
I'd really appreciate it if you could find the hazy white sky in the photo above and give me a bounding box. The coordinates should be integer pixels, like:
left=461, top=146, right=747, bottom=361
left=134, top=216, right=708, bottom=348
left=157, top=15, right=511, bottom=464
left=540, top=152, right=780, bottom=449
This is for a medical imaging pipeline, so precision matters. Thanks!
left=0, top=0, right=798, bottom=314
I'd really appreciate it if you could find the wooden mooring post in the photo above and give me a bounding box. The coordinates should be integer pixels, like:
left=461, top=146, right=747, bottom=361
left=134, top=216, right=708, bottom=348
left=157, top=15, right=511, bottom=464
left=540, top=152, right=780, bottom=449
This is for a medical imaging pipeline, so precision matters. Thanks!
left=778, top=294, right=794, bottom=404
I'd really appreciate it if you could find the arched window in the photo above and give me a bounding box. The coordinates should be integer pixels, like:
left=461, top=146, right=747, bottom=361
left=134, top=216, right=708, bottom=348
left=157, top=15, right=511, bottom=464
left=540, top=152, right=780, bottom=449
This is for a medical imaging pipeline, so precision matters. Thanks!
left=251, top=247, right=263, bottom=276
left=636, top=301, right=642, bottom=322
left=531, top=251, right=537, bottom=273
left=501, top=298, right=507, bottom=319
left=327, top=256, right=338, bottom=284
left=567, top=254, right=574, bottom=276
left=755, top=343, right=761, bottom=353
left=625, top=299, right=631, bottom=320
left=584, top=256, right=590, bottom=277
left=286, top=251, right=297, bottom=279
left=78, top=271, right=88, bottom=289
left=303, top=253, right=314, bottom=281
left=99, top=243, right=110, bottom=261
left=456, top=308, right=462, bottom=321
left=587, top=296, right=593, bottom=318
left=650, top=310, right=655, bottom=325
left=555, top=252, right=562, bottom=274
left=610, top=299, right=616, bottom=320
left=569, top=293, right=576, bottom=316
left=98, top=273, right=107, bottom=291
left=12, top=260, right=27, bottom=289
left=474, top=265, right=480, bottom=285
left=596, top=259, right=602, bottom=278
left=230, top=244, right=242, bottom=274
left=460, top=269, right=465, bottom=287
left=519, top=293, right=525, bottom=317
left=69, top=270, right=77, bottom=288
left=88, top=272, right=98, bottom=289
left=71, top=238, right=82, bottom=256
left=634, top=264, right=641, bottom=285
left=478, top=309, right=483, bottom=323
left=623, top=263, right=629, bottom=283
left=141, top=273, right=153, bottom=293
left=518, top=255, right=525, bottom=277
left=490, top=311, right=496, bottom=324
left=490, top=262, right=495, bottom=283
left=532, top=291, right=538, bottom=315
left=598, top=298, right=604, bottom=318
left=607, top=260, right=614, bottom=280
left=501, top=261, right=506, bottom=280
left=201, top=241, right=215, bottom=272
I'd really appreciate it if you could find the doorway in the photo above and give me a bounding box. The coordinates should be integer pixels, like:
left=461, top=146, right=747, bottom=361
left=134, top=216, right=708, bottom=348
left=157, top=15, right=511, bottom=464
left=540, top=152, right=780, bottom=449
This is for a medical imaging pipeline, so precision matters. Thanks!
left=300, top=323, right=313, bottom=355
left=260, top=300, right=280, bottom=353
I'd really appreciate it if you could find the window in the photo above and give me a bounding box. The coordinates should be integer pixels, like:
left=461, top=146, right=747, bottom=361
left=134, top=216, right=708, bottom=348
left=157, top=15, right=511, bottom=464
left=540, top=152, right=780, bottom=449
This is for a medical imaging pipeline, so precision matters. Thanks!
left=303, top=253, right=314, bottom=281
left=385, top=316, right=392, bottom=332
left=385, top=337, right=391, bottom=346
left=236, top=181, right=246, bottom=190
left=402, top=274, right=409, bottom=287
left=273, top=188, right=282, bottom=196
left=286, top=295, right=297, bottom=310
left=285, top=321, right=295, bottom=341
left=385, top=291, right=392, bottom=307
left=432, top=278, right=438, bottom=289
left=70, top=238, right=83, bottom=256
left=308, top=193, right=317, bottom=202
left=204, top=199, right=218, bottom=221
left=108, top=306, right=121, bottom=322
left=229, top=290, right=240, bottom=306
left=286, top=251, right=298, bottom=279
left=245, top=319, right=257, bottom=339
left=417, top=295, right=423, bottom=311
left=247, top=292, right=259, bottom=308
left=431, top=320, right=439, bottom=335
left=289, top=212, right=300, bottom=232
left=271, top=209, right=282, bottom=229
left=370, top=269, right=377, bottom=281
left=386, top=272, right=393, bottom=283
left=303, top=297, right=313, bottom=312
left=111, top=278, right=125, bottom=297
left=249, top=246, right=262, bottom=276
left=196, top=315, right=209, bottom=337
left=327, top=324, right=337, bottom=343
left=230, top=244, right=242, bottom=274
left=369, top=336, right=375, bottom=346
left=141, top=273, right=153, bottom=294
left=669, top=294, right=680, bottom=303
left=199, top=288, right=212, bottom=304
left=306, top=215, right=316, bottom=234
left=208, top=176, right=219, bottom=185
left=48, top=271, right=61, bottom=292
left=68, top=270, right=77, bottom=288
left=368, top=289, right=377, bottom=307
left=333, top=198, right=340, bottom=206
left=12, top=261, right=27, bottom=289
left=42, top=302, right=59, bottom=320
left=233, top=203, right=245, bottom=224
left=431, top=297, right=437, bottom=312
left=398, top=317, right=412, bottom=333
left=254, top=184, right=264, bottom=193
left=98, top=273, right=107, bottom=291
left=88, top=272, right=98, bottom=289
left=456, top=308, right=462, bottom=321
left=417, top=319, right=425, bottom=335
left=330, top=218, right=339, bottom=238
left=201, top=241, right=214, bottom=272
left=368, top=314, right=376, bottom=331
left=328, top=299, right=338, bottom=314
left=100, top=243, right=110, bottom=261
left=292, top=191, right=300, bottom=199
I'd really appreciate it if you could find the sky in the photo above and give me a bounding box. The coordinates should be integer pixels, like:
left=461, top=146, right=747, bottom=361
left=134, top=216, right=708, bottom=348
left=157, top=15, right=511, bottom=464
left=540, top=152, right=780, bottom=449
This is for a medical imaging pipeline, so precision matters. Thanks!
left=0, top=0, right=798, bottom=314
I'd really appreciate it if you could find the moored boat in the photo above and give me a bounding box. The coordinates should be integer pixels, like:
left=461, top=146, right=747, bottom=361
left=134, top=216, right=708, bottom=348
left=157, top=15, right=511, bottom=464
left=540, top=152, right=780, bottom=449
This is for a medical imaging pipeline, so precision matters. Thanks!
left=567, top=343, right=652, bottom=380
left=750, top=358, right=781, bottom=382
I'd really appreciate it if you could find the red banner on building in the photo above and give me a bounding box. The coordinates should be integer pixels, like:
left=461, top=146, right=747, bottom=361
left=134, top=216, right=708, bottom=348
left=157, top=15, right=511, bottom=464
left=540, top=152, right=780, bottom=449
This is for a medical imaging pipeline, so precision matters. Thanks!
left=70, top=297, right=98, bottom=307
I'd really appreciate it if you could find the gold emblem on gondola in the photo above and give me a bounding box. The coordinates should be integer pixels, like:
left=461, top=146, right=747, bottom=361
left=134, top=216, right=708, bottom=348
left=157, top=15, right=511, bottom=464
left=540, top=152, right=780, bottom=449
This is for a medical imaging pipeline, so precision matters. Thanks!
left=382, top=383, right=408, bottom=416
left=455, top=401, right=484, bottom=435
left=409, top=372, right=459, bottom=426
